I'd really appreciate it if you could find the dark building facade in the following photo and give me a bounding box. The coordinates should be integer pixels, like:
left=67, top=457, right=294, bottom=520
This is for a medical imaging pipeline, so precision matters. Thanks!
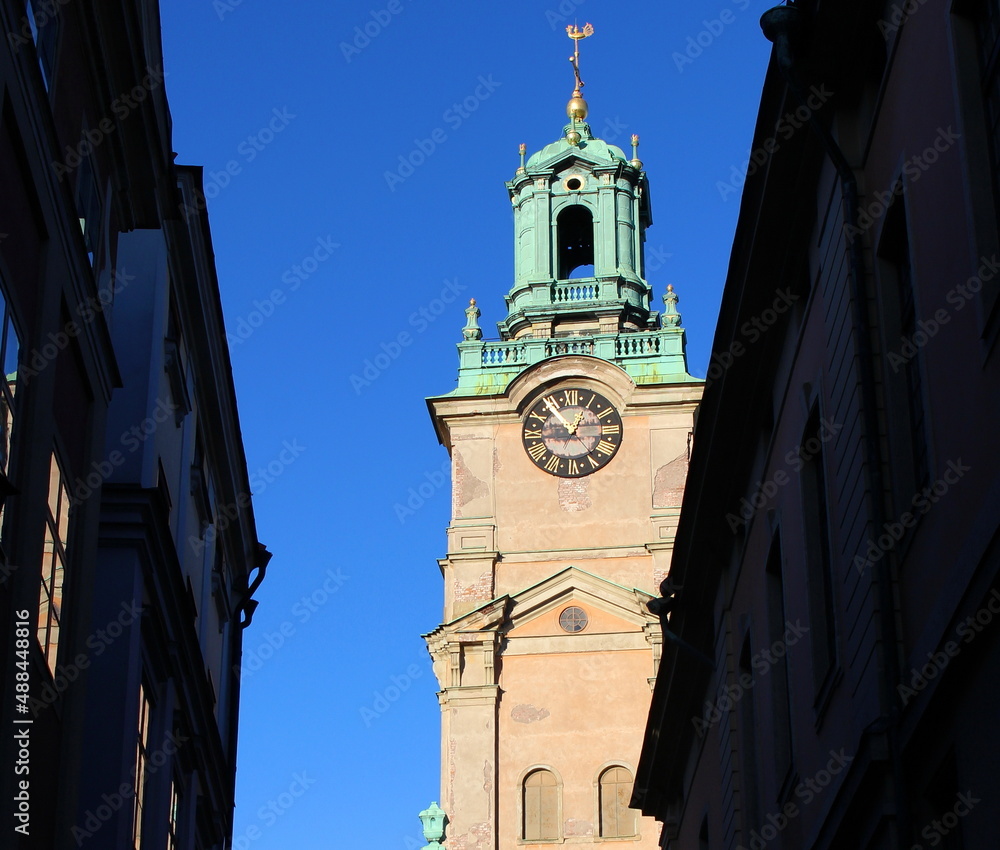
left=0, top=1, right=268, bottom=847
left=634, top=1, right=1000, bottom=848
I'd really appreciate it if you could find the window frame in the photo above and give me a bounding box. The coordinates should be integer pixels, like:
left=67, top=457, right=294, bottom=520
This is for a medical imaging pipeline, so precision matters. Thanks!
left=38, top=449, right=70, bottom=676
left=518, top=766, right=563, bottom=844
left=0, top=275, right=22, bottom=543
left=132, top=681, right=153, bottom=850
left=798, top=404, right=841, bottom=714
left=596, top=764, right=638, bottom=840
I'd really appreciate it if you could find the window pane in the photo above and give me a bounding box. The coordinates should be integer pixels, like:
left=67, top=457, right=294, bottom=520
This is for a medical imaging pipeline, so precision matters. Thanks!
left=38, top=453, right=69, bottom=676
left=3, top=313, right=17, bottom=378
left=523, top=770, right=558, bottom=840
left=600, top=767, right=636, bottom=838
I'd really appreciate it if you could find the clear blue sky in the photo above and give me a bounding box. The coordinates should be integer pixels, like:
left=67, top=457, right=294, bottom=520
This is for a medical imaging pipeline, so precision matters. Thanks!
left=159, top=1, right=773, bottom=846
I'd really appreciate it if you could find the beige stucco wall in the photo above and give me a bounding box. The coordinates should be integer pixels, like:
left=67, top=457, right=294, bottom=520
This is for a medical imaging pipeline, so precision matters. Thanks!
left=427, top=357, right=702, bottom=850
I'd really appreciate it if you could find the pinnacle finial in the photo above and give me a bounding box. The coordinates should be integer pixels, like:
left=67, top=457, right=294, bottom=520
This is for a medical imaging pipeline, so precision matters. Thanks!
left=462, top=298, right=483, bottom=341
left=630, top=134, right=642, bottom=170
left=662, top=284, right=682, bottom=328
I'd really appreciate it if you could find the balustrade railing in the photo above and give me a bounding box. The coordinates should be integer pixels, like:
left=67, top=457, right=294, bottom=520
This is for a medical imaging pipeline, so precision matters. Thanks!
left=552, top=280, right=601, bottom=303
left=480, top=343, right=525, bottom=366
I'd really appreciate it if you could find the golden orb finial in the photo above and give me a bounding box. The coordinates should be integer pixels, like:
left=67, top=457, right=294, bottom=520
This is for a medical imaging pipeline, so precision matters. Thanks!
left=566, top=89, right=588, bottom=122
left=629, top=133, right=642, bottom=170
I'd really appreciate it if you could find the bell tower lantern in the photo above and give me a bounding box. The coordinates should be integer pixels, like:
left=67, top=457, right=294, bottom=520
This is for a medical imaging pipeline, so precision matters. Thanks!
left=502, top=27, right=654, bottom=341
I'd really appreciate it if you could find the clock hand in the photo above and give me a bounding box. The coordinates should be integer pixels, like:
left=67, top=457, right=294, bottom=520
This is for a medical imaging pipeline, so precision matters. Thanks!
left=567, top=411, right=585, bottom=435
left=543, top=397, right=574, bottom=431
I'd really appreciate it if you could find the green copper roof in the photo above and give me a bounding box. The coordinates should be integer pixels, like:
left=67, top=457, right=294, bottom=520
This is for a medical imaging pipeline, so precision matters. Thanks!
left=526, top=122, right=628, bottom=169
left=437, top=107, right=699, bottom=399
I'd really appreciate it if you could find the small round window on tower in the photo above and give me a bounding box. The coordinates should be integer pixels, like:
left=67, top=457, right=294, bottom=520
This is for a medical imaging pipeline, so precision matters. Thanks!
left=565, top=177, right=583, bottom=191
left=559, top=606, right=589, bottom=633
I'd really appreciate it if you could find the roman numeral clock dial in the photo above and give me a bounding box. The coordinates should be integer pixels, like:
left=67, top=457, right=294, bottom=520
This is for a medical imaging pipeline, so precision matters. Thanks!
left=521, top=388, right=623, bottom=477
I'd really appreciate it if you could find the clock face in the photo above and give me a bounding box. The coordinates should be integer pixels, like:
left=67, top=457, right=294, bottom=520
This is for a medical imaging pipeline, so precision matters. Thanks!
left=521, top=387, right=623, bottom=477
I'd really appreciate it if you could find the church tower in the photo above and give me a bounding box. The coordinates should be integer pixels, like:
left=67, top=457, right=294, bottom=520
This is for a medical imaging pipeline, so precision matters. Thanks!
left=424, top=26, right=702, bottom=850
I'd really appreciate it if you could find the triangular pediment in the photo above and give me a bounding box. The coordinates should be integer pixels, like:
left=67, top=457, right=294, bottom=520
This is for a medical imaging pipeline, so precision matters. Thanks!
left=424, top=568, right=657, bottom=644
left=530, top=146, right=618, bottom=175
left=423, top=594, right=511, bottom=641
left=506, top=566, right=655, bottom=636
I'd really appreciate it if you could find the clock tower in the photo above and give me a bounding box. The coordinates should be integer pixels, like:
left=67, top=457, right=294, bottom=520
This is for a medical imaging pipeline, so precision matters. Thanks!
left=424, top=26, right=702, bottom=850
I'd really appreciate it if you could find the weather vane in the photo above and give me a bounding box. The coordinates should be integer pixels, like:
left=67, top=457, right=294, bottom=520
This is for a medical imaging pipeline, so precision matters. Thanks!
left=566, top=23, right=594, bottom=92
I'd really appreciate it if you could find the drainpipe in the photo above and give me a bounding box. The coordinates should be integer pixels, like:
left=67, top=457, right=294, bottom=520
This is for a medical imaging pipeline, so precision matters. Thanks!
left=760, top=6, right=910, bottom=848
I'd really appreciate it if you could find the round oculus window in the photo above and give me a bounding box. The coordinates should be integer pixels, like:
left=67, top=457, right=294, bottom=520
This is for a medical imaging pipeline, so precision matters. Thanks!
left=564, top=176, right=584, bottom=191
left=559, top=606, right=588, bottom=633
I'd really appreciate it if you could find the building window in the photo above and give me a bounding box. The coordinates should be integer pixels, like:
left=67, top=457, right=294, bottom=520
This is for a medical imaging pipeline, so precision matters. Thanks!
left=25, top=0, right=59, bottom=91
left=133, top=684, right=152, bottom=850
left=38, top=451, right=69, bottom=675
left=0, top=284, right=21, bottom=542
left=879, top=201, right=930, bottom=502
left=558, top=606, right=588, bottom=633
left=557, top=205, right=594, bottom=279
left=737, top=634, right=761, bottom=835
left=75, top=153, right=102, bottom=267
left=765, top=533, right=794, bottom=781
left=598, top=767, right=636, bottom=838
left=889, top=223, right=929, bottom=488
left=523, top=769, right=559, bottom=841
left=0, top=285, right=19, bottom=479
left=166, top=779, right=181, bottom=850
left=801, top=407, right=838, bottom=694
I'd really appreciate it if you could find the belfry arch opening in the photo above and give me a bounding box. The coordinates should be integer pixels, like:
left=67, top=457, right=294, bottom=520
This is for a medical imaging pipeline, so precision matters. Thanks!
left=557, top=205, right=594, bottom=279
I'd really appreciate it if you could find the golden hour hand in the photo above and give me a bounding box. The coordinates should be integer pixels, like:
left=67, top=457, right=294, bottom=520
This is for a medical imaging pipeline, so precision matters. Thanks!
left=543, top=396, right=574, bottom=432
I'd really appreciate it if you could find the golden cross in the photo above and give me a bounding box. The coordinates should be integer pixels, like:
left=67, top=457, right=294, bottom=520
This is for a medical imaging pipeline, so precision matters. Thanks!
left=566, top=23, right=594, bottom=91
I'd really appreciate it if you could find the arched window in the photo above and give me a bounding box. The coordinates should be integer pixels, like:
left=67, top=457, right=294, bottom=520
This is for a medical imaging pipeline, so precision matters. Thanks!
left=557, top=205, right=594, bottom=279
left=599, top=767, right=637, bottom=838
left=523, top=769, right=559, bottom=840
